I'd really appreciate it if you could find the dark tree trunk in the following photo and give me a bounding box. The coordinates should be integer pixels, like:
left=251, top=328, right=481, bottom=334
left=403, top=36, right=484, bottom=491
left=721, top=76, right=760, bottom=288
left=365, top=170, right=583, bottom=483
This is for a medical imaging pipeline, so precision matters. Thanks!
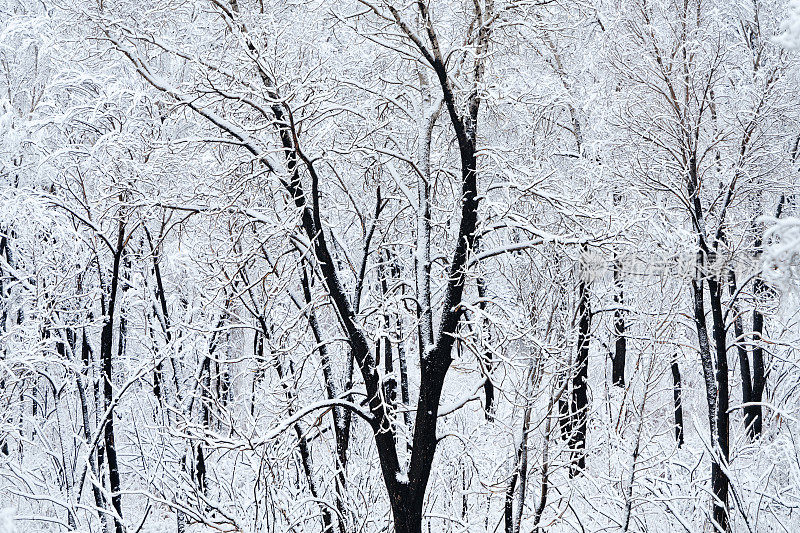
left=612, top=309, right=626, bottom=387
left=569, top=269, right=591, bottom=476
left=145, top=226, right=173, bottom=405
left=692, top=274, right=725, bottom=532
left=671, top=359, right=684, bottom=447
left=82, top=326, right=91, bottom=366
left=0, top=235, right=7, bottom=335
left=746, top=194, right=782, bottom=440
left=72, top=317, right=109, bottom=531
left=504, top=468, right=516, bottom=533
left=195, top=445, right=206, bottom=495
left=250, top=331, right=263, bottom=417
left=88, top=322, right=107, bottom=500
left=750, top=293, right=765, bottom=439
left=77, top=355, right=107, bottom=524
left=0, top=236, right=6, bottom=456
left=200, top=317, right=225, bottom=430
left=378, top=251, right=398, bottom=409
left=505, top=399, right=531, bottom=533
left=200, top=354, right=211, bottom=427
left=687, top=148, right=729, bottom=531
left=100, top=223, right=126, bottom=533
left=611, top=210, right=626, bottom=388
left=727, top=269, right=754, bottom=438
left=388, top=256, right=412, bottom=429
left=298, top=261, right=348, bottom=529
left=708, top=276, right=730, bottom=532
left=338, top=347, right=354, bottom=470
left=477, top=277, right=495, bottom=420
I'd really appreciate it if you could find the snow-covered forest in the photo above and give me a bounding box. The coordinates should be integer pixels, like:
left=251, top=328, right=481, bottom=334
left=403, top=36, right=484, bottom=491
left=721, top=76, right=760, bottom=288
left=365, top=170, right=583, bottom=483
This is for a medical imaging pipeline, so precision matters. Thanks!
left=3, top=0, right=800, bottom=531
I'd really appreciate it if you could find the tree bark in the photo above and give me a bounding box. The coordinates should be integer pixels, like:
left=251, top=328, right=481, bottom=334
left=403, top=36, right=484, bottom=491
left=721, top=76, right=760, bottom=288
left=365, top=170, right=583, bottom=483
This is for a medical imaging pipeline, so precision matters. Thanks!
left=727, top=269, right=754, bottom=437
left=671, top=359, right=684, bottom=447
left=299, top=261, right=348, bottom=528
left=505, top=384, right=532, bottom=533
left=746, top=194, right=783, bottom=439
left=750, top=285, right=765, bottom=438
left=707, top=275, right=730, bottom=532
left=569, top=263, right=591, bottom=476
left=611, top=192, right=626, bottom=387
left=477, top=277, right=495, bottom=420
left=100, top=222, right=125, bottom=533
left=145, top=227, right=170, bottom=404
left=612, top=250, right=626, bottom=387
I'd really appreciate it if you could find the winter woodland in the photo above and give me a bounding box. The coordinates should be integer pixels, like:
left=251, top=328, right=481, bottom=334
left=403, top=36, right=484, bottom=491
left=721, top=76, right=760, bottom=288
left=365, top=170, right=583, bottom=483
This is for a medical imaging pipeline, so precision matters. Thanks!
left=3, top=0, right=800, bottom=532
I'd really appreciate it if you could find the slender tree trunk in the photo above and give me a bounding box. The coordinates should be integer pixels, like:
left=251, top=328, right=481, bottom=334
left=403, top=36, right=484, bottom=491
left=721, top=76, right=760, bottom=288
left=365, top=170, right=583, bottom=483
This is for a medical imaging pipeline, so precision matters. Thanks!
left=707, top=275, right=730, bottom=532
left=87, top=322, right=108, bottom=511
left=533, top=380, right=568, bottom=533
left=251, top=331, right=263, bottom=418
left=477, top=277, right=495, bottom=420
left=73, top=324, right=108, bottom=529
left=611, top=192, right=626, bottom=387
left=415, top=76, right=437, bottom=358
left=76, top=368, right=109, bottom=530
left=746, top=195, right=783, bottom=439
left=299, top=261, right=348, bottom=529
left=622, top=369, right=653, bottom=532
left=727, top=269, right=754, bottom=437
left=569, top=264, right=591, bottom=476
left=686, top=146, right=729, bottom=529
left=691, top=273, right=725, bottom=531
left=0, top=235, right=7, bottom=336
left=612, top=257, right=626, bottom=387
left=750, top=286, right=765, bottom=438
left=100, top=223, right=126, bottom=533
left=200, top=354, right=211, bottom=426
left=147, top=231, right=169, bottom=402
left=338, top=349, right=354, bottom=470
left=0, top=236, right=7, bottom=456
left=505, top=387, right=532, bottom=533
left=671, top=358, right=684, bottom=447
